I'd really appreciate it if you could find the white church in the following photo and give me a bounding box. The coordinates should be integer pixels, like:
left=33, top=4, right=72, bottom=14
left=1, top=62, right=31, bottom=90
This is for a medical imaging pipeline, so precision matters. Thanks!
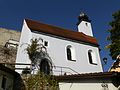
left=16, top=12, right=103, bottom=75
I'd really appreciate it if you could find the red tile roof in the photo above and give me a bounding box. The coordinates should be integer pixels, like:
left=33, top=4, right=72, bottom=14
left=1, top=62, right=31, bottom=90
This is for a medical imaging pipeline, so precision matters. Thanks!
left=25, top=19, right=99, bottom=46
left=54, top=72, right=120, bottom=81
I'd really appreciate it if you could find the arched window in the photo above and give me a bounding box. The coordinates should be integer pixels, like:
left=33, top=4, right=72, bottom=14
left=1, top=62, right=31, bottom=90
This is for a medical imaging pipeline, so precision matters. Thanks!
left=40, top=59, right=50, bottom=75
left=66, top=45, right=76, bottom=61
left=88, top=50, right=97, bottom=65
left=67, top=47, right=72, bottom=60
left=88, top=50, right=92, bottom=64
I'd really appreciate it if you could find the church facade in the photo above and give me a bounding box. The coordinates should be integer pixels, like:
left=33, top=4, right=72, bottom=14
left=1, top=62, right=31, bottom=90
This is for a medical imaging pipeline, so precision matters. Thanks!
left=16, top=13, right=103, bottom=75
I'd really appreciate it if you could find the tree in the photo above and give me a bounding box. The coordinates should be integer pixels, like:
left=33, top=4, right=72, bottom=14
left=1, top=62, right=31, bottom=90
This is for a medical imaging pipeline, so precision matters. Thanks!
left=106, top=10, right=120, bottom=60
left=26, top=38, right=46, bottom=68
left=25, top=38, right=52, bottom=74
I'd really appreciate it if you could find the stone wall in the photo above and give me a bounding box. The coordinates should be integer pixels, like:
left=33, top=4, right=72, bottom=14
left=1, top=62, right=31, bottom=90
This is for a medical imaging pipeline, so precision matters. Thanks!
left=0, top=28, right=20, bottom=46
left=0, top=46, right=17, bottom=68
left=0, top=28, right=21, bottom=68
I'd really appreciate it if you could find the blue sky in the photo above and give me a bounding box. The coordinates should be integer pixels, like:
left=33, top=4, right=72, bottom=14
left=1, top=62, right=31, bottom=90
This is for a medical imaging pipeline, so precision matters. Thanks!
left=0, top=0, right=120, bottom=71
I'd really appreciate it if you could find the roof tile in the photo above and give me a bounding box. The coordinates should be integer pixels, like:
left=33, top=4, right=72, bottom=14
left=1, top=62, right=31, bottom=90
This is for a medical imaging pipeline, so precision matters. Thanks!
left=54, top=72, right=120, bottom=81
left=25, top=19, right=98, bottom=46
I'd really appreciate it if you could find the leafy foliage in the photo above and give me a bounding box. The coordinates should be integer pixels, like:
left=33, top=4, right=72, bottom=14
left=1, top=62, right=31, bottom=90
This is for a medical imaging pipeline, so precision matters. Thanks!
left=25, top=38, right=53, bottom=75
left=26, top=38, right=47, bottom=66
left=24, top=72, right=58, bottom=90
left=26, top=38, right=40, bottom=60
left=107, top=10, right=120, bottom=60
left=24, top=38, right=58, bottom=90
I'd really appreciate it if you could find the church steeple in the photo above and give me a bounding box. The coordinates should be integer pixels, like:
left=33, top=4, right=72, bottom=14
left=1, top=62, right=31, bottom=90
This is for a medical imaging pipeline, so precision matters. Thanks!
left=77, top=12, right=93, bottom=37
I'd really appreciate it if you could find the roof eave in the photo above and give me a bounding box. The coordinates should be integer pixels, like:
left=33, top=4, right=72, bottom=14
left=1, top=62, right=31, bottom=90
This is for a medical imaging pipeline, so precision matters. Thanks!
left=25, top=19, right=99, bottom=46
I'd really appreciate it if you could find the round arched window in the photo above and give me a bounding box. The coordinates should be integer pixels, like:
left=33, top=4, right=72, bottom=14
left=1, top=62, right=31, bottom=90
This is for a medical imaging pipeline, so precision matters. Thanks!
left=40, top=59, right=50, bottom=75
left=66, top=45, right=76, bottom=61
left=88, top=50, right=97, bottom=65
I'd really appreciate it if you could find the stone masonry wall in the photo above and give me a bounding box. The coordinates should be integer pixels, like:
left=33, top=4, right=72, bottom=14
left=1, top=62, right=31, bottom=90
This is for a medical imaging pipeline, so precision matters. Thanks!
left=0, top=28, right=21, bottom=68
left=0, top=28, right=21, bottom=46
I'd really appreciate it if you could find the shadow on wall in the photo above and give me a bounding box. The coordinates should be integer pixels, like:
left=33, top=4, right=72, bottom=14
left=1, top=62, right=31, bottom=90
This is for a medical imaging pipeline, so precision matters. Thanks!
left=112, top=73, right=120, bottom=88
left=13, top=74, right=26, bottom=90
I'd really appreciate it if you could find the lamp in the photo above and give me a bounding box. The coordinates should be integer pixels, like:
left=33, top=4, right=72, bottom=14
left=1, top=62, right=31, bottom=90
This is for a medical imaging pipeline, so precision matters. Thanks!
left=103, top=57, right=107, bottom=64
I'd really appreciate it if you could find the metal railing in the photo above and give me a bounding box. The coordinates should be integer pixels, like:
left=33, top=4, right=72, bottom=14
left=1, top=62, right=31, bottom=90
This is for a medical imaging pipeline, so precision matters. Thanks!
left=52, top=65, right=80, bottom=75
left=0, top=63, right=79, bottom=75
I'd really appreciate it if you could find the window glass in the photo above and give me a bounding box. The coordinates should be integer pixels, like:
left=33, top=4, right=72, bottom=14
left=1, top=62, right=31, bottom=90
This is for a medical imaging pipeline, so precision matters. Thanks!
left=44, top=41, right=48, bottom=46
left=66, top=45, right=76, bottom=61
left=67, top=47, right=72, bottom=60
left=88, top=50, right=97, bottom=65
left=88, top=51, right=92, bottom=64
left=1, top=76, right=6, bottom=89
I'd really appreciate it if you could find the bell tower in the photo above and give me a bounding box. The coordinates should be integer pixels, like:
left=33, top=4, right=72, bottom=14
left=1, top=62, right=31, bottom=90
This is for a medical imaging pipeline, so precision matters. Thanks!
left=77, top=12, right=93, bottom=37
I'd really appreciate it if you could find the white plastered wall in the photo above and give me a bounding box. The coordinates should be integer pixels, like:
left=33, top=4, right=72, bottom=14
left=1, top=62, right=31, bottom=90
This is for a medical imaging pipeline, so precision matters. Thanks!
left=16, top=20, right=103, bottom=74
left=78, top=21, right=93, bottom=36
left=31, top=32, right=103, bottom=75
left=15, top=20, right=32, bottom=73
left=59, top=82, right=118, bottom=90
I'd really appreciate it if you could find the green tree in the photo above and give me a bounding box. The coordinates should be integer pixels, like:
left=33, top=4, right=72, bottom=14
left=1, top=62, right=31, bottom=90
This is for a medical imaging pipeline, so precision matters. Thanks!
left=25, top=38, right=52, bottom=74
left=106, top=10, right=120, bottom=60
left=26, top=38, right=47, bottom=67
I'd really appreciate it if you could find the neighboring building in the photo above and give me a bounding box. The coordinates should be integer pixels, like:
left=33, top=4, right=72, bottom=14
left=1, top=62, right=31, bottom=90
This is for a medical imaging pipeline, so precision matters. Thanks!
left=0, top=64, right=24, bottom=90
left=0, top=64, right=15, bottom=90
left=55, top=72, right=120, bottom=90
left=16, top=13, right=103, bottom=75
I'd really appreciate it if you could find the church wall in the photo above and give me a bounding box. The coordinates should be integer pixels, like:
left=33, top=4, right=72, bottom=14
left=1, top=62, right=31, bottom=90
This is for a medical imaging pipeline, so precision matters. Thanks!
left=15, top=20, right=32, bottom=73
left=16, top=20, right=103, bottom=74
left=31, top=31, right=103, bottom=75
